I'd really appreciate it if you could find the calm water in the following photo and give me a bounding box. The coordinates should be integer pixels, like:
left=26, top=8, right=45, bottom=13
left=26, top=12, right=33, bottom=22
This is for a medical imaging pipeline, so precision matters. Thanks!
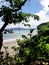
left=3, top=28, right=37, bottom=40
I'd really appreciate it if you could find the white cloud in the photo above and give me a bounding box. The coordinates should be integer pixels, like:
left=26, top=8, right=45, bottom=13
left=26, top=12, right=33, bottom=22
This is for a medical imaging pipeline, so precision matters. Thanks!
left=0, top=0, right=10, bottom=7
left=39, top=0, right=49, bottom=14
left=36, top=0, right=49, bottom=24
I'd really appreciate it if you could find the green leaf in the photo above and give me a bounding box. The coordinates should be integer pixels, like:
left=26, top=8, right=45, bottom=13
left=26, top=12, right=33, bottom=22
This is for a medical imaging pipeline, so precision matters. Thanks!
left=33, top=15, right=40, bottom=21
left=30, top=29, right=34, bottom=33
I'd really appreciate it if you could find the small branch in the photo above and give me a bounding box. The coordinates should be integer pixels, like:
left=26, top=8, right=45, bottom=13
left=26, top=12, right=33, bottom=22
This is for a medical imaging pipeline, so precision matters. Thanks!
left=13, top=0, right=27, bottom=12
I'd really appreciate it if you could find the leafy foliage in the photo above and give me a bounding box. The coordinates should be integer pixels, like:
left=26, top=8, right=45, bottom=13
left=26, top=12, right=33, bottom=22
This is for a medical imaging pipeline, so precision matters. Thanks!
left=15, top=22, right=49, bottom=65
left=33, top=14, right=40, bottom=21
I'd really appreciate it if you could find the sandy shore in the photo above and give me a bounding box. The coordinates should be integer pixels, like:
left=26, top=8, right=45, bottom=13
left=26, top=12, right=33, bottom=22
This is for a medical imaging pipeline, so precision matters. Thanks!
left=1, top=38, right=20, bottom=56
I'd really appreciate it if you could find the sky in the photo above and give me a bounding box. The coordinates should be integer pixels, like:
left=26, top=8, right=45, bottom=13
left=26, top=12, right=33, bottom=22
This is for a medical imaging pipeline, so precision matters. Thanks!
left=0, top=0, right=49, bottom=29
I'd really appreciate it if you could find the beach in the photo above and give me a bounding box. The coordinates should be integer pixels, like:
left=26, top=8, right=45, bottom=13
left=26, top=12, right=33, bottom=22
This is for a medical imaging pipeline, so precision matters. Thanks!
left=1, top=39, right=19, bottom=56
left=1, top=29, right=37, bottom=56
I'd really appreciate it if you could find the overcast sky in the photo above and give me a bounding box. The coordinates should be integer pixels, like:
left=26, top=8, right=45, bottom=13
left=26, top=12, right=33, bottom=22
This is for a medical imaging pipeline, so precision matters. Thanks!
left=0, top=0, right=49, bottom=29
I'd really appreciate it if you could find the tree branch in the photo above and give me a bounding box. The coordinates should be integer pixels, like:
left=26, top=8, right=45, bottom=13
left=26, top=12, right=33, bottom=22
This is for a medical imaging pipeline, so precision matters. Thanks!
left=13, top=0, right=27, bottom=12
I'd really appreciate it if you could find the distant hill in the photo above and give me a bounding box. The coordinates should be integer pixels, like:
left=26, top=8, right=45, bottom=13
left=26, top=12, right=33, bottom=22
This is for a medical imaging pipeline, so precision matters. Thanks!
left=5, top=27, right=36, bottom=30
left=37, top=22, right=49, bottom=29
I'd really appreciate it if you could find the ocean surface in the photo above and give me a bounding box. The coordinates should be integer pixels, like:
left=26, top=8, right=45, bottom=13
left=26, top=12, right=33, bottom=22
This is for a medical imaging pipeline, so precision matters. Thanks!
left=3, top=28, right=37, bottom=40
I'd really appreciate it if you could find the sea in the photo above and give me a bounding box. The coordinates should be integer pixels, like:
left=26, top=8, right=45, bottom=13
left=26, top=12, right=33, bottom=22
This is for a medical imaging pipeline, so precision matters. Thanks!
left=3, top=28, right=37, bottom=40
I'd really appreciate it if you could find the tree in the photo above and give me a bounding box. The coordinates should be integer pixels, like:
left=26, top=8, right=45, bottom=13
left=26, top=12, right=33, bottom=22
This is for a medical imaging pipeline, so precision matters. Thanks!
left=0, top=0, right=40, bottom=51
left=0, top=0, right=29, bottom=51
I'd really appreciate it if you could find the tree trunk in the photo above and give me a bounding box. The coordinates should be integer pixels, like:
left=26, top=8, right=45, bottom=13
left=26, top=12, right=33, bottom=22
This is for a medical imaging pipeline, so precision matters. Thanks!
left=0, top=22, right=8, bottom=50
left=0, top=32, right=3, bottom=50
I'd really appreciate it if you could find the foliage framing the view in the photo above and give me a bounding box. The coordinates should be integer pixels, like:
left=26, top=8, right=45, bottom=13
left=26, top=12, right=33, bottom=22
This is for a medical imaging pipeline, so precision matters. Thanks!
left=15, top=22, right=49, bottom=65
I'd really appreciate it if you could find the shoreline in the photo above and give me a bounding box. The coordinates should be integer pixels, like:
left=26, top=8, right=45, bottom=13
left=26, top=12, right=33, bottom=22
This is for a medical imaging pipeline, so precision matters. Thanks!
left=3, top=37, right=23, bottom=43
left=3, top=38, right=17, bottom=43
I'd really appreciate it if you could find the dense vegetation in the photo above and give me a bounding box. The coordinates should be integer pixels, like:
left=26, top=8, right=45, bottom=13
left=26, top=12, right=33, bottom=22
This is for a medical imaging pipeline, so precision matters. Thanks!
left=16, top=22, right=49, bottom=65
